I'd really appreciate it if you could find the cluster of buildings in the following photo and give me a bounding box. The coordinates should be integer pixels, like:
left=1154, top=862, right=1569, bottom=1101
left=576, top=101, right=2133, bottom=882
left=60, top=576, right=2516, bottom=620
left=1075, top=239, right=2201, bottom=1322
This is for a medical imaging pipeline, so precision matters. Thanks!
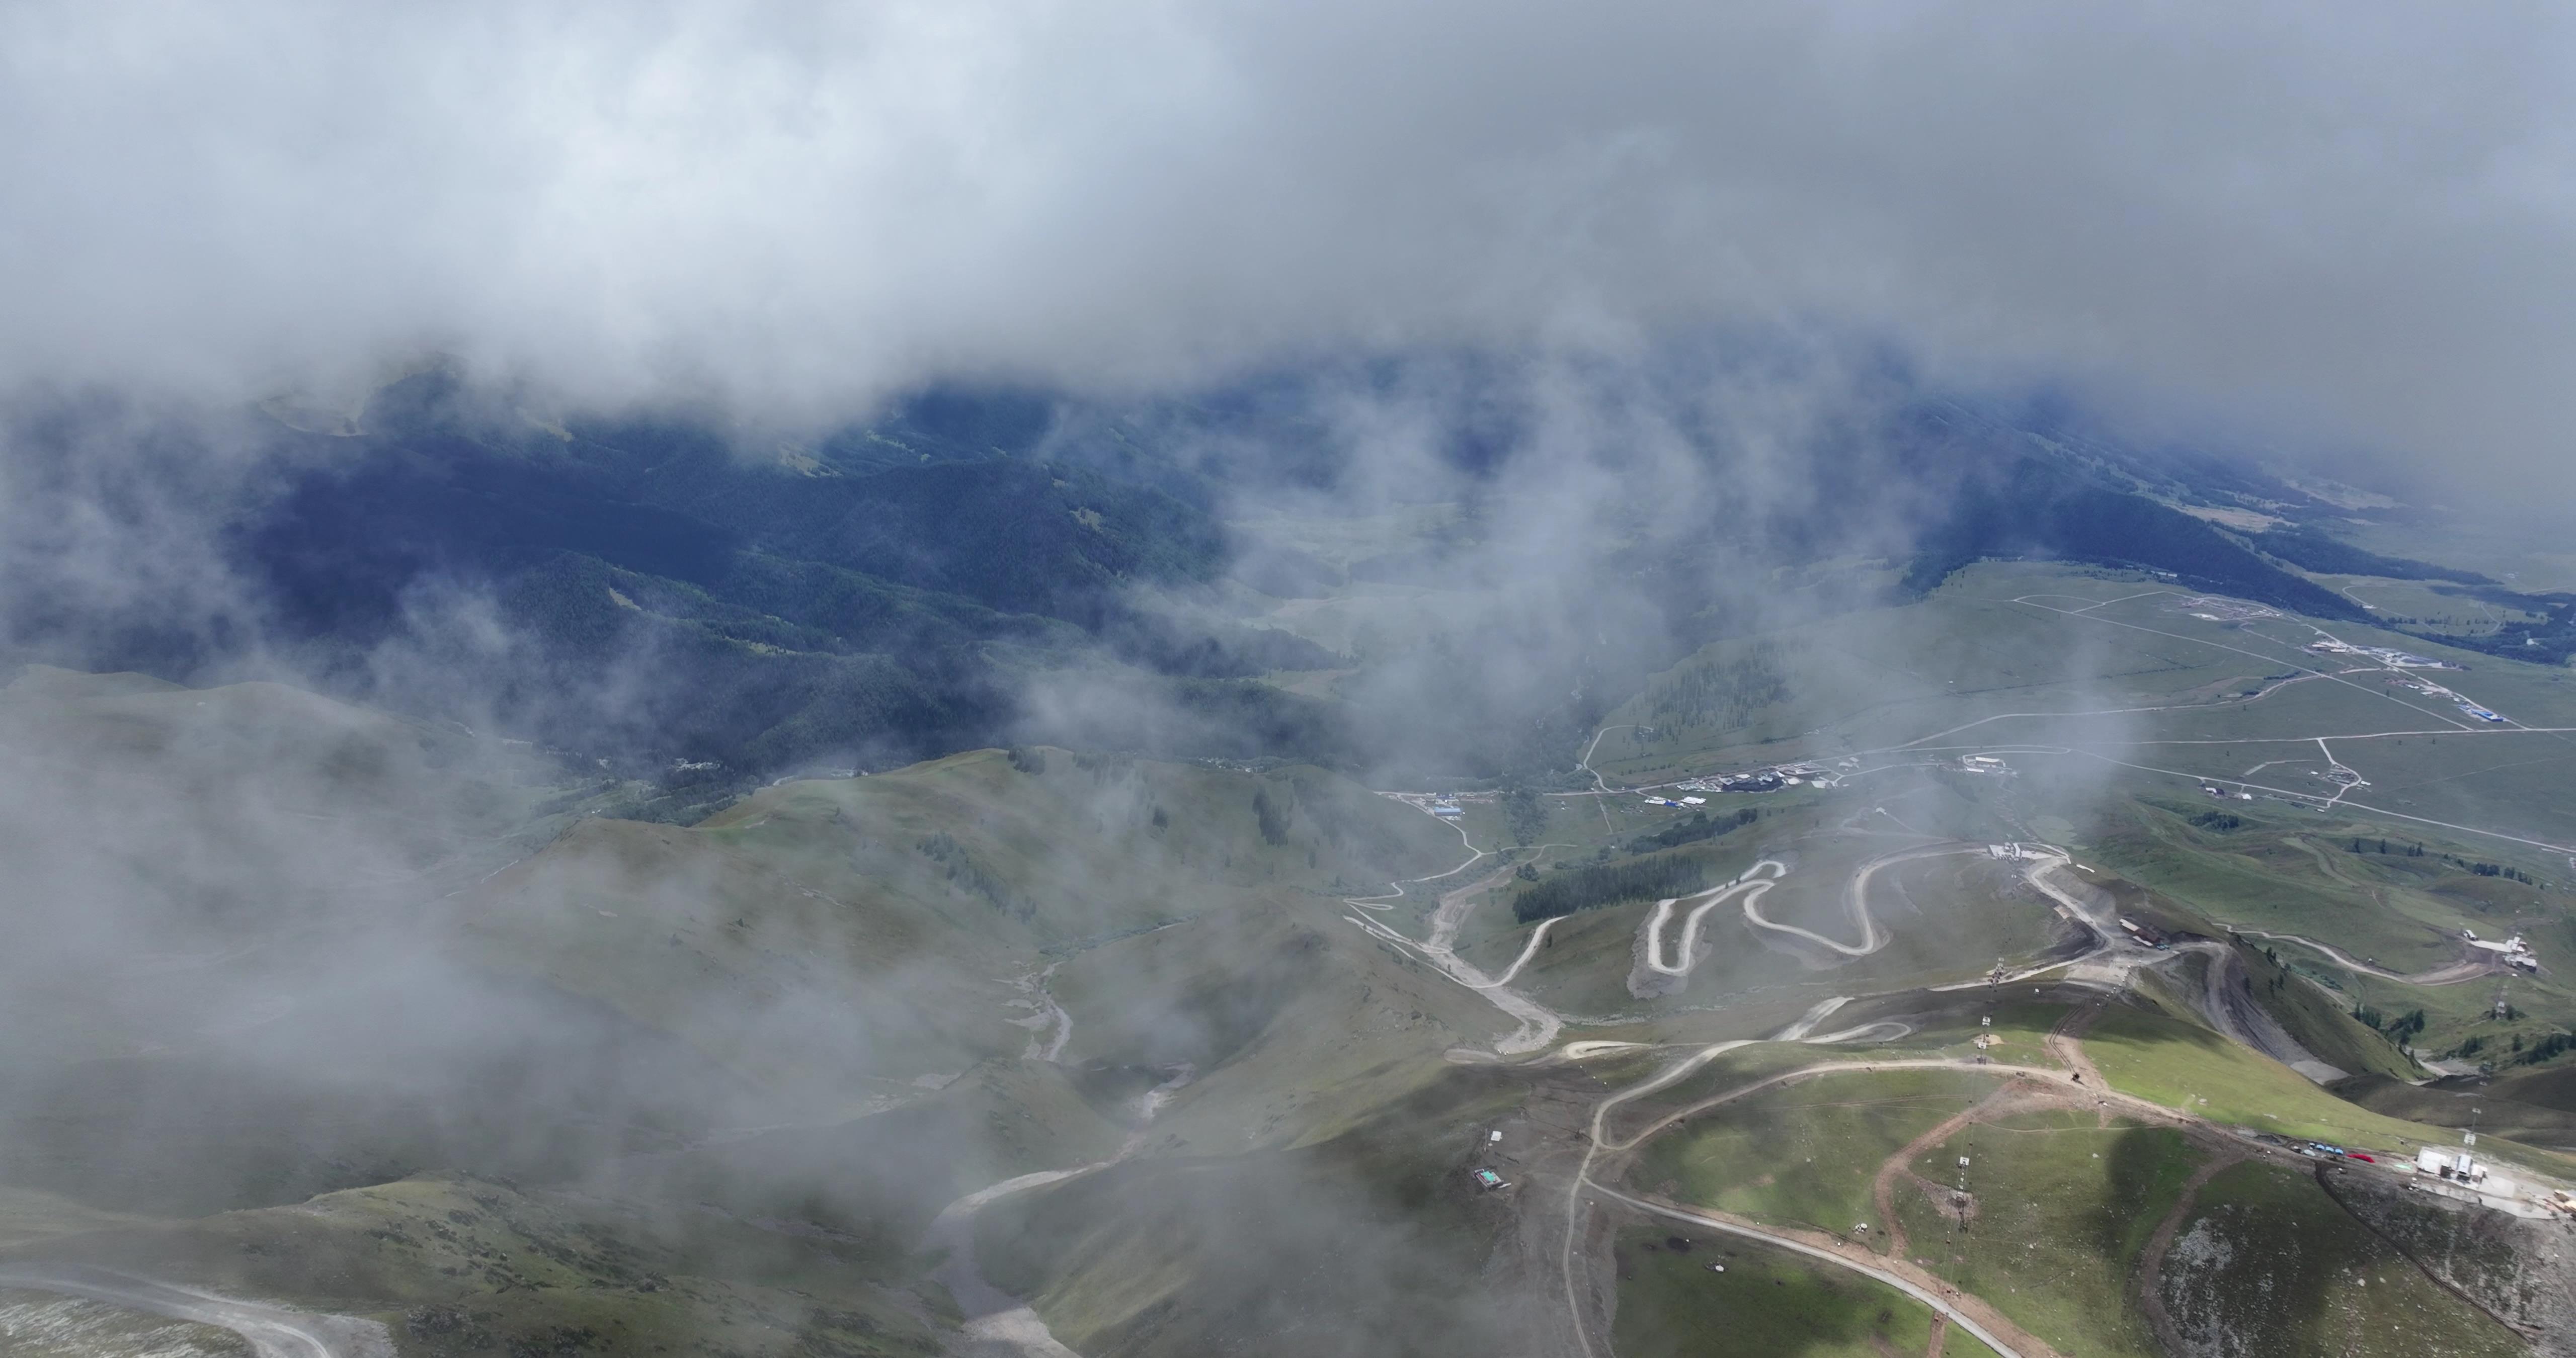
left=2306, top=636, right=2460, bottom=669
left=2179, top=597, right=2280, bottom=623
left=1676, top=760, right=1837, bottom=795
left=2462, top=929, right=2540, bottom=972
left=2115, top=915, right=2172, bottom=949
left=2406, top=1149, right=2576, bottom=1219
left=2253, top=1139, right=2575, bottom=1217
left=2415, top=1147, right=2503, bottom=1190
left=2379, top=671, right=2506, bottom=722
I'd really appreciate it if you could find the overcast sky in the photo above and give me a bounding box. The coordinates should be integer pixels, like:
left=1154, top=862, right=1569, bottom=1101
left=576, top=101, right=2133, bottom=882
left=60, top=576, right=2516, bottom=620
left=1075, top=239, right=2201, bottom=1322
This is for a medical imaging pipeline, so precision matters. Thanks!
left=5, top=1, right=2571, bottom=489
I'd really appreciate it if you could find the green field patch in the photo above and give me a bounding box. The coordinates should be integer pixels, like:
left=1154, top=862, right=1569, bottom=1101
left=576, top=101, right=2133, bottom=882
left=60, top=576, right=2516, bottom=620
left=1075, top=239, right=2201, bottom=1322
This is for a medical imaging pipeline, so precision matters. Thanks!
left=1469, top=896, right=1663, bottom=1014
left=2156, top=1160, right=2525, bottom=1358
left=1601, top=1044, right=1857, bottom=1136
left=1629, top=1067, right=2000, bottom=1242
left=1855, top=998, right=2075, bottom=1071
left=1609, top=1227, right=1982, bottom=1358
left=1891, top=1118, right=2200, bottom=1358
left=2080, top=1004, right=2574, bottom=1178
left=1596, top=563, right=2287, bottom=776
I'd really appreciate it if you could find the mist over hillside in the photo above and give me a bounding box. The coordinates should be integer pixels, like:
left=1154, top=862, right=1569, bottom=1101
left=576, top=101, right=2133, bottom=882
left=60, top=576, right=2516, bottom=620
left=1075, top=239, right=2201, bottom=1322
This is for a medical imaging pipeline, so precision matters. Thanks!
left=10, top=347, right=2518, bottom=805
left=5, top=6, right=2576, bottom=1357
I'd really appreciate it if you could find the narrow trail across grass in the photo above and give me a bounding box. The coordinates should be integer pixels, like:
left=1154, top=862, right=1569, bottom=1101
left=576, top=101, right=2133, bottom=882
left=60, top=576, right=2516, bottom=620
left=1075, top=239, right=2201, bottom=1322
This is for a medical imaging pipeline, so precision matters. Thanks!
left=2228, top=927, right=2493, bottom=986
left=1872, top=1077, right=2058, bottom=1261
left=1591, top=1186, right=2039, bottom=1358
left=2132, top=1149, right=2246, bottom=1357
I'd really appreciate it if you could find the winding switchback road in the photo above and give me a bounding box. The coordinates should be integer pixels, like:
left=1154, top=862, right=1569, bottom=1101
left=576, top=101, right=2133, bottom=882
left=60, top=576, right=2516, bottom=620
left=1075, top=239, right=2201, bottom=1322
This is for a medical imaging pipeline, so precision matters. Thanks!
left=1339, top=814, right=1567, bottom=1054
left=1736, top=844, right=1987, bottom=959
left=1639, top=860, right=1789, bottom=975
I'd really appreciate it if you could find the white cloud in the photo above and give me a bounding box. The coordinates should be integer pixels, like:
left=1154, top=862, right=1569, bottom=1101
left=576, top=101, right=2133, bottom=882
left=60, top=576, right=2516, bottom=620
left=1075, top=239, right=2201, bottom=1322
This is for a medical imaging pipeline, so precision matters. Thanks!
left=3, top=1, right=2571, bottom=485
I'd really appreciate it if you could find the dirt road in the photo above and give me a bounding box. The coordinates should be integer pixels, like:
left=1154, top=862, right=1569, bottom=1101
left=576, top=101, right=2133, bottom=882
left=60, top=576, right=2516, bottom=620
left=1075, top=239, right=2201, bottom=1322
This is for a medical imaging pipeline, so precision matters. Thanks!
left=925, top=1169, right=1092, bottom=1358
left=1590, top=1187, right=2037, bottom=1358
left=1642, top=860, right=1790, bottom=974
left=1553, top=1034, right=2376, bottom=1358
left=1345, top=855, right=1567, bottom=1054
left=2174, top=941, right=2346, bottom=1082
left=2229, top=927, right=2493, bottom=986
left=0, top=1265, right=392, bottom=1358
left=924, top=1066, right=1195, bottom=1358
left=1735, top=844, right=1988, bottom=961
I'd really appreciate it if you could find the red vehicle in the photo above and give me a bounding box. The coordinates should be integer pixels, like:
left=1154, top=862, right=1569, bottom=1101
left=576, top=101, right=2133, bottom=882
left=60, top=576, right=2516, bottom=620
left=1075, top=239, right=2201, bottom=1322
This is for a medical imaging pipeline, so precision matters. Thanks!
left=2347, top=1153, right=2376, bottom=1164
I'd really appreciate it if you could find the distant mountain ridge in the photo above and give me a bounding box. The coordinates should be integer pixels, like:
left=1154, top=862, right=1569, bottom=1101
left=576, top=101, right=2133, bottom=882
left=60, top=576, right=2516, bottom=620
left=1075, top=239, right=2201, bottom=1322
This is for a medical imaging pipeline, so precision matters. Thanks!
left=5, top=359, right=2542, bottom=793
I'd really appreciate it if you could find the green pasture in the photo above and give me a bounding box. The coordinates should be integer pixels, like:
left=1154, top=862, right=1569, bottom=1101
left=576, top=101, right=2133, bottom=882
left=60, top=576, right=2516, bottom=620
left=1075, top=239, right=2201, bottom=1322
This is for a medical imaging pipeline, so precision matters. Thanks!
left=1890, top=1115, right=2199, bottom=1358
left=1609, top=1227, right=1989, bottom=1358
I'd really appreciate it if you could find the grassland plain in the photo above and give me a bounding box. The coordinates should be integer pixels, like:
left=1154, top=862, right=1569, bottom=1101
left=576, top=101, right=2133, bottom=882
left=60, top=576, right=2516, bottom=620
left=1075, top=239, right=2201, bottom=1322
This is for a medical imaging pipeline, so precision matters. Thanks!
left=1888, top=1114, right=2201, bottom=1358
left=1591, top=993, right=2566, bottom=1358
left=1588, top=563, right=2356, bottom=776
left=2087, top=804, right=2576, bottom=1061
left=2333, top=514, right=2576, bottom=595
left=1629, top=1067, right=2001, bottom=1242
left=2154, top=1159, right=2526, bottom=1358
left=1590, top=997, right=2074, bottom=1127
left=1589, top=561, right=2576, bottom=847
left=2090, top=797, right=2566, bottom=955
left=1607, top=1226, right=1995, bottom=1357
left=2304, top=574, right=2552, bottom=631
left=11, top=524, right=2576, bottom=1358
left=1597, top=1043, right=1929, bottom=1149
